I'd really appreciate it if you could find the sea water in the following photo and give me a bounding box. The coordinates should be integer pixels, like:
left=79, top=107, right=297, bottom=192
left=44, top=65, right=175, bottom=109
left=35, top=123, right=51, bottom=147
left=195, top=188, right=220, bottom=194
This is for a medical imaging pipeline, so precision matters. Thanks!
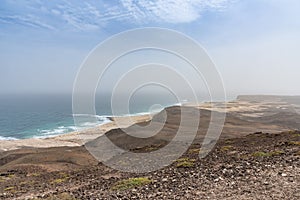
left=0, top=93, right=179, bottom=140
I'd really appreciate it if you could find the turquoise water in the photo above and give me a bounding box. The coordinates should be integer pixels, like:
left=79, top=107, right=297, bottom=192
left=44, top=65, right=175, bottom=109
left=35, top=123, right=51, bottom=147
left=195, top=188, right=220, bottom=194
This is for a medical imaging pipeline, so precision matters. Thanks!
left=0, top=94, right=178, bottom=140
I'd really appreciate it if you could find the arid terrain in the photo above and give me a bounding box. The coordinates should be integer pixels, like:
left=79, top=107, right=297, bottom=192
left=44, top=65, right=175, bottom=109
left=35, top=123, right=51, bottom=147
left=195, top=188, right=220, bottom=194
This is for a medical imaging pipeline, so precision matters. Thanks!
left=1, top=131, right=300, bottom=199
left=1, top=95, right=300, bottom=199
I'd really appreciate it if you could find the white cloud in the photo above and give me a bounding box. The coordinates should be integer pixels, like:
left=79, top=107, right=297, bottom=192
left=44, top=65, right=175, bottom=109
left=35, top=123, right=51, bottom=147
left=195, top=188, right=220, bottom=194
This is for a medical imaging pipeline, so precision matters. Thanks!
left=35, top=0, right=234, bottom=30
left=120, top=0, right=233, bottom=23
left=0, top=0, right=235, bottom=32
left=0, top=14, right=56, bottom=30
left=51, top=1, right=131, bottom=31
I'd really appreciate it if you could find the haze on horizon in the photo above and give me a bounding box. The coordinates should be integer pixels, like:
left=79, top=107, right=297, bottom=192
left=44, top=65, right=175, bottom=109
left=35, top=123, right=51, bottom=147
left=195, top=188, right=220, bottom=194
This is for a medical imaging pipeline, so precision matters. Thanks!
left=1, top=0, right=300, bottom=98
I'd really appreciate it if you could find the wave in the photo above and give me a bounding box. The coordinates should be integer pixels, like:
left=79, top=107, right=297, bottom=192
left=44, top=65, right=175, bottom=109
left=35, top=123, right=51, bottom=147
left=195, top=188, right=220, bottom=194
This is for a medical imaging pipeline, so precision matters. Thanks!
left=35, top=125, right=78, bottom=139
left=72, top=114, right=111, bottom=120
left=109, top=109, right=164, bottom=118
left=34, top=116, right=111, bottom=139
left=0, top=136, right=18, bottom=140
left=1, top=104, right=179, bottom=140
left=72, top=114, right=112, bottom=127
left=72, top=101, right=183, bottom=120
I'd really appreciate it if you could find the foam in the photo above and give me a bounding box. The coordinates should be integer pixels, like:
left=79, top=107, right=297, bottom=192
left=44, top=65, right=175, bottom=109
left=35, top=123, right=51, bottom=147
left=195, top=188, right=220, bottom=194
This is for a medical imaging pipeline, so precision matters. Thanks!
left=0, top=136, right=18, bottom=140
left=35, top=125, right=78, bottom=138
left=34, top=115, right=111, bottom=139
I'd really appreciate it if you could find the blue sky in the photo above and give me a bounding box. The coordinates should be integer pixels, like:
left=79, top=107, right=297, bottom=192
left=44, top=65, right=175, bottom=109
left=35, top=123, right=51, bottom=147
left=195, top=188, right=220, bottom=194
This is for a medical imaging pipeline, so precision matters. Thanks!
left=1, top=0, right=300, bottom=96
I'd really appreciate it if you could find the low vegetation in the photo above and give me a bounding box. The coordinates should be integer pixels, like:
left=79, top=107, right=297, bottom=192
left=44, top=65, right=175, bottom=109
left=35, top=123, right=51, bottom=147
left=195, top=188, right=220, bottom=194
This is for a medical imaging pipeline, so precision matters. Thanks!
left=289, top=141, right=300, bottom=146
left=111, top=177, right=152, bottom=191
left=225, top=139, right=234, bottom=144
left=51, top=173, right=69, bottom=184
left=252, top=150, right=284, bottom=157
left=4, top=186, right=15, bottom=192
left=32, top=193, right=77, bottom=200
left=188, top=148, right=200, bottom=154
left=221, top=145, right=234, bottom=151
left=176, top=157, right=196, bottom=168
left=28, top=173, right=40, bottom=177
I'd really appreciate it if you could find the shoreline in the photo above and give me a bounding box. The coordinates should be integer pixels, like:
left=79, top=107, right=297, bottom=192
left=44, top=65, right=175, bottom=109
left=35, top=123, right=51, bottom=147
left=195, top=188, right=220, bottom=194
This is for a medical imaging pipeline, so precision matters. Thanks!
left=1, top=96, right=299, bottom=152
left=0, top=113, right=152, bottom=152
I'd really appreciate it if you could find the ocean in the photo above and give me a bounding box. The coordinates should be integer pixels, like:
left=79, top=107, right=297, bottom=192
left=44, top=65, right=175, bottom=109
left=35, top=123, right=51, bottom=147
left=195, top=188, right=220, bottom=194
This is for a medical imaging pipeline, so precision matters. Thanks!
left=0, top=94, right=179, bottom=140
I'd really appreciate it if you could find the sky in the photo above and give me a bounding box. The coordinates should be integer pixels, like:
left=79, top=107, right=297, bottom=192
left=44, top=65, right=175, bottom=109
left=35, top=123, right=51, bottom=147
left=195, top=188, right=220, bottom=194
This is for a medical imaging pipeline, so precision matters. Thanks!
left=1, top=0, right=300, bottom=98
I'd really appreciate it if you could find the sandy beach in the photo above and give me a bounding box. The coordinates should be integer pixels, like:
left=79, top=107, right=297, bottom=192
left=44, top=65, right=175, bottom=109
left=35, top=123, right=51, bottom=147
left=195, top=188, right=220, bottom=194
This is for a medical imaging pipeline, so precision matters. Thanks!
left=2, top=95, right=300, bottom=152
left=1, top=96, right=300, bottom=199
left=0, top=96, right=297, bottom=151
left=0, top=114, right=152, bottom=152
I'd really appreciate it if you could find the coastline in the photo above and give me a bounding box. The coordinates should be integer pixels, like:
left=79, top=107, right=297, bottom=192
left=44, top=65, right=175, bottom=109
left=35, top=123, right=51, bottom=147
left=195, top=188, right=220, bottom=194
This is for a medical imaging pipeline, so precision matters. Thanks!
left=1, top=96, right=299, bottom=152
left=1, top=96, right=300, bottom=199
left=0, top=114, right=152, bottom=152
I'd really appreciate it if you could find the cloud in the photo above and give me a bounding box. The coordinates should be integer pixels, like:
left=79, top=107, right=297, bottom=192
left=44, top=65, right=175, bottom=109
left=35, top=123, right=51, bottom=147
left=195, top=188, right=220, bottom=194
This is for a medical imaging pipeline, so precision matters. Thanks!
left=0, top=0, right=235, bottom=32
left=0, top=14, right=56, bottom=30
left=120, top=0, right=233, bottom=23
left=39, top=1, right=132, bottom=31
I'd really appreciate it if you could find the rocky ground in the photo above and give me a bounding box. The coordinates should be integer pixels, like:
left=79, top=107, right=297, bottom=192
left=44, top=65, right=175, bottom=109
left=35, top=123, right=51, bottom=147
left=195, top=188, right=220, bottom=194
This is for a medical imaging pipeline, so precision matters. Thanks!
left=1, top=130, right=300, bottom=199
